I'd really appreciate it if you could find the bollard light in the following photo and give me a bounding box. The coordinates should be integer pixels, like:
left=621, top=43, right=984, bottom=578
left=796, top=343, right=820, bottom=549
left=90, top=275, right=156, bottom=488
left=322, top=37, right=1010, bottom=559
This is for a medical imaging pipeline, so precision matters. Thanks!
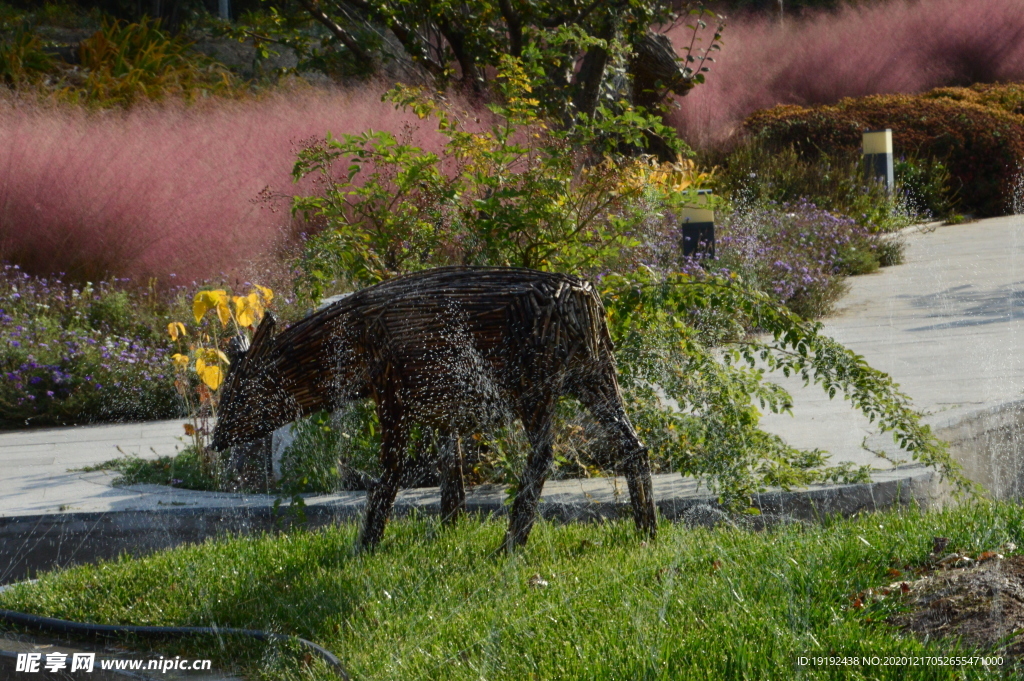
left=862, top=129, right=894, bottom=190
left=681, top=189, right=715, bottom=261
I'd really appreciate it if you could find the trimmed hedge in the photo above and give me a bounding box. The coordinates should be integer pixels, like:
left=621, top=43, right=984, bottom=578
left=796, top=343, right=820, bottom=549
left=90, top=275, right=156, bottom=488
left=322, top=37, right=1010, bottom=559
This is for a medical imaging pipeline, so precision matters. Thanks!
left=922, top=82, right=1024, bottom=116
left=744, top=86, right=1024, bottom=217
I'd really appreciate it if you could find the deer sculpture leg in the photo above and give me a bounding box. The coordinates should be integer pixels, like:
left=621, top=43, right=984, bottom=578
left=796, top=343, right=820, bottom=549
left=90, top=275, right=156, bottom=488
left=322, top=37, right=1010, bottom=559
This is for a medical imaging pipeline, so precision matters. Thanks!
left=505, top=396, right=556, bottom=551
left=575, top=372, right=657, bottom=539
left=622, top=440, right=657, bottom=539
left=438, top=432, right=466, bottom=523
left=359, top=393, right=408, bottom=550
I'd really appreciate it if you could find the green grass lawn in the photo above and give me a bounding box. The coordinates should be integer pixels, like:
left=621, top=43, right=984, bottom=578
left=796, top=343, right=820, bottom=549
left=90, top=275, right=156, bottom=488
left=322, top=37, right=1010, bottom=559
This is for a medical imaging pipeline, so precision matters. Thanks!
left=2, top=504, right=1022, bottom=680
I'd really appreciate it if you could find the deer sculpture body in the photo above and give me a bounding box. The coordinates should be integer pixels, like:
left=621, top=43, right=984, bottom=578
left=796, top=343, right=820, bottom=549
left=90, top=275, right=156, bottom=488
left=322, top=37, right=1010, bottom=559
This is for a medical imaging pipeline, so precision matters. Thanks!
left=211, top=267, right=657, bottom=550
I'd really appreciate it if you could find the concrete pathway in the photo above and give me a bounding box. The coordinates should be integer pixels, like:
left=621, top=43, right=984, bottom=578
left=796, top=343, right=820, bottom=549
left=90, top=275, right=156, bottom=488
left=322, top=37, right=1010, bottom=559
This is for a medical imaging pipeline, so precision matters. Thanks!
left=760, top=215, right=1024, bottom=469
left=1, top=215, right=1022, bottom=519
left=0, top=420, right=185, bottom=517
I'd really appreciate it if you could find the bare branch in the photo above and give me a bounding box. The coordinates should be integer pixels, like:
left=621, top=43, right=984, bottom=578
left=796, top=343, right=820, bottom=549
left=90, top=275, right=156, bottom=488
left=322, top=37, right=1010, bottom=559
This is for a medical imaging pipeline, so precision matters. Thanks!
left=296, top=0, right=375, bottom=67
left=340, top=0, right=447, bottom=76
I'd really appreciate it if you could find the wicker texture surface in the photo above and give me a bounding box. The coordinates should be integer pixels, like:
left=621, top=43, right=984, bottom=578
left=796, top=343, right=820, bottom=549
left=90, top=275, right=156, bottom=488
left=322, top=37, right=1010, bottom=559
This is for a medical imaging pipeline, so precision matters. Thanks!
left=213, top=267, right=656, bottom=549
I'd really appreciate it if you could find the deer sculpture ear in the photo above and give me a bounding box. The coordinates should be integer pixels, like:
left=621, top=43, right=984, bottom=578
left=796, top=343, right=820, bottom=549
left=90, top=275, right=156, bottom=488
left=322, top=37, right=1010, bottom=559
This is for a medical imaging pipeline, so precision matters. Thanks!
left=239, top=311, right=277, bottom=371
left=226, top=335, right=250, bottom=369
left=252, top=310, right=276, bottom=347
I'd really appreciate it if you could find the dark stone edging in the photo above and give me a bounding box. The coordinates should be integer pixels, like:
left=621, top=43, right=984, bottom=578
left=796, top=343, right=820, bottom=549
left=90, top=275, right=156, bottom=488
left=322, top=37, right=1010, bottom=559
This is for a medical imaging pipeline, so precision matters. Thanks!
left=0, top=466, right=936, bottom=586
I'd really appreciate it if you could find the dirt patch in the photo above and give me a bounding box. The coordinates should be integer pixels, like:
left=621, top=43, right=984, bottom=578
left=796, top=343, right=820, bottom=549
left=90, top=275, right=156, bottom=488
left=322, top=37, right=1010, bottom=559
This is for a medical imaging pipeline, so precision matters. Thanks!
left=891, top=550, right=1024, bottom=656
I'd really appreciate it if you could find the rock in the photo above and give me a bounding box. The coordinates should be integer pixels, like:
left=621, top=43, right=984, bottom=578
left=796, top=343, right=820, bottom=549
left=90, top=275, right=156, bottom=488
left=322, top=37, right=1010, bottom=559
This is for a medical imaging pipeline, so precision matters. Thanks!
left=681, top=504, right=732, bottom=529
left=270, top=422, right=297, bottom=480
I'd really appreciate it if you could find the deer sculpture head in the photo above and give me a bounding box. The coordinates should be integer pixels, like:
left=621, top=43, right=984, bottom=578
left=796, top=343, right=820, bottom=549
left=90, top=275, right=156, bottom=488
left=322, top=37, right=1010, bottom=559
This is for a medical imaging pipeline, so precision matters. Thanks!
left=211, top=312, right=297, bottom=452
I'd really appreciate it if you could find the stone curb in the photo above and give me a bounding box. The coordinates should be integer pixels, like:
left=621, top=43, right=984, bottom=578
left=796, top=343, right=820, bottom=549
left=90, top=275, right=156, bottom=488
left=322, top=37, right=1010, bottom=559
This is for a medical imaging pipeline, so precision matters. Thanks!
left=0, top=466, right=936, bottom=586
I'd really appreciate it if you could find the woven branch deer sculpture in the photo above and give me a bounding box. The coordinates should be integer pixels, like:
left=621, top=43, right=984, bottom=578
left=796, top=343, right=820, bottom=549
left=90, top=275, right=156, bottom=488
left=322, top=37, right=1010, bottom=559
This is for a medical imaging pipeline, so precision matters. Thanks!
left=211, top=267, right=657, bottom=550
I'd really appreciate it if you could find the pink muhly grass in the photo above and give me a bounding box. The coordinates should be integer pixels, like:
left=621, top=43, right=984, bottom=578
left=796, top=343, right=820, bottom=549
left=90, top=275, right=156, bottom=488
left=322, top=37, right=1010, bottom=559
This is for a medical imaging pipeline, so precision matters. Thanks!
left=0, top=85, right=459, bottom=284
left=668, top=0, right=1024, bottom=148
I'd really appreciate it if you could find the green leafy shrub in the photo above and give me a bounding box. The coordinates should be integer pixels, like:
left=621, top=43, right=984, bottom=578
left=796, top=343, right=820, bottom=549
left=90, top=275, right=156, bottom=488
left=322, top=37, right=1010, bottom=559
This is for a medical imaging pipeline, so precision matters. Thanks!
left=38, top=1, right=100, bottom=29
left=711, top=139, right=917, bottom=236
left=327, top=401, right=385, bottom=486
left=0, top=26, right=53, bottom=85
left=279, top=404, right=387, bottom=493
left=279, top=404, right=449, bottom=493
left=601, top=269, right=967, bottom=503
left=0, top=1, right=98, bottom=30
left=97, top=448, right=224, bottom=491
left=894, top=156, right=959, bottom=220
left=279, top=411, right=344, bottom=494
left=744, top=90, right=1024, bottom=217
left=0, top=15, right=240, bottom=108
left=291, top=71, right=689, bottom=296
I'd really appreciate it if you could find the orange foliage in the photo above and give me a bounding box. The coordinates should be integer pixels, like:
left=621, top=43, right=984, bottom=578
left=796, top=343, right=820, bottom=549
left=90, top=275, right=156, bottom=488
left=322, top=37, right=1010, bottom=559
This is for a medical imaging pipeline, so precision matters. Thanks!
left=744, top=85, right=1024, bottom=217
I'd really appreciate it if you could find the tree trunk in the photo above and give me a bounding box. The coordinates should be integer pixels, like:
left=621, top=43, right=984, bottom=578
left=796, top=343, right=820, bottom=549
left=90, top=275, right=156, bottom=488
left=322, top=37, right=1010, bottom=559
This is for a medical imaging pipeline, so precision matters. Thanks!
left=630, top=31, right=693, bottom=111
left=571, top=18, right=615, bottom=120
left=629, top=31, right=695, bottom=160
left=437, top=18, right=483, bottom=93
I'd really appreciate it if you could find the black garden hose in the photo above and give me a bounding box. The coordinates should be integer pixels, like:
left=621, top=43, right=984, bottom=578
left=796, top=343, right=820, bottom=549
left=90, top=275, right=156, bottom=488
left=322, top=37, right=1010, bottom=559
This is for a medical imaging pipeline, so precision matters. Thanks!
left=0, top=608, right=349, bottom=680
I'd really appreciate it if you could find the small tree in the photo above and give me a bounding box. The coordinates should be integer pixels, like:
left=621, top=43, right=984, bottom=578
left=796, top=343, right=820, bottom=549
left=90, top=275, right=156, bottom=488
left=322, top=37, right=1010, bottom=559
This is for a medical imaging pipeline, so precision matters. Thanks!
left=291, top=61, right=713, bottom=292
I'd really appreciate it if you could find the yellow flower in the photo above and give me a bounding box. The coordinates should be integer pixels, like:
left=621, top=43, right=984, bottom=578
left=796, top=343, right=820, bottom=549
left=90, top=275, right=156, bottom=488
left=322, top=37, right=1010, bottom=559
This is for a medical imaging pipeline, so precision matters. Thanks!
left=170, top=353, right=189, bottom=371
left=167, top=321, right=187, bottom=341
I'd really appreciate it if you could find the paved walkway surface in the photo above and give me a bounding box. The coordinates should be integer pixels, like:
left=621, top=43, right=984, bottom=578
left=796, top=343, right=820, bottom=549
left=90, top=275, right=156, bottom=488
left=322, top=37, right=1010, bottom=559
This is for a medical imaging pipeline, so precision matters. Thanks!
left=0, top=420, right=184, bottom=517
left=1, top=215, right=1022, bottom=518
left=760, top=214, right=1024, bottom=467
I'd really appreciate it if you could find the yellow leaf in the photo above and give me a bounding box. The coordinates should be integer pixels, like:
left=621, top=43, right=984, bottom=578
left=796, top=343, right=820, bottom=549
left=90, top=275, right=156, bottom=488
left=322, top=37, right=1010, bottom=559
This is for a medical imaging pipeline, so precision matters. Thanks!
left=249, top=292, right=264, bottom=324
left=196, top=348, right=229, bottom=365
left=232, top=293, right=262, bottom=328
left=192, top=290, right=227, bottom=324
left=192, top=294, right=210, bottom=325
left=216, top=300, right=231, bottom=327
left=199, top=363, right=224, bottom=390
left=167, top=322, right=187, bottom=341
left=255, top=285, right=274, bottom=304
left=232, top=296, right=253, bottom=327
left=195, top=357, right=206, bottom=375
